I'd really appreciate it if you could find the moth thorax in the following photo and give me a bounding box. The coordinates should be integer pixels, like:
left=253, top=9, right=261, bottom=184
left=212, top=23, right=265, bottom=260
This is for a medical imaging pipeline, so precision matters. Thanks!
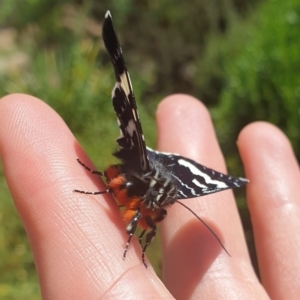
left=142, top=167, right=177, bottom=209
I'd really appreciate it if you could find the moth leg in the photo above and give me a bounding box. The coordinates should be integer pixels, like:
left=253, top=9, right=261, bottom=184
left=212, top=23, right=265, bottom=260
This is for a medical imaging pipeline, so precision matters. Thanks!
left=74, top=158, right=109, bottom=194
left=73, top=189, right=110, bottom=195
left=141, top=217, right=157, bottom=268
left=141, top=209, right=167, bottom=268
left=138, top=229, right=147, bottom=246
left=124, top=210, right=141, bottom=260
left=76, top=158, right=103, bottom=176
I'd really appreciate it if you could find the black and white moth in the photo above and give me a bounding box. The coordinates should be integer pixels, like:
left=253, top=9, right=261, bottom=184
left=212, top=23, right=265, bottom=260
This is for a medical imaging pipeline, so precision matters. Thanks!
left=75, top=11, right=248, bottom=268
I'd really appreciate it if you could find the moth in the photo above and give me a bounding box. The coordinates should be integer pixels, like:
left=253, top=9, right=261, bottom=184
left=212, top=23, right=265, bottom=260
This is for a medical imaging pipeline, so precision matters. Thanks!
left=75, top=11, right=248, bottom=268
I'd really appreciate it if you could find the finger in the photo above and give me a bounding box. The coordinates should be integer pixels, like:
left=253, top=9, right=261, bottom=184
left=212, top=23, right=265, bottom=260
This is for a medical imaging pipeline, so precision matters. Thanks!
left=156, top=95, right=267, bottom=299
left=0, top=94, right=172, bottom=299
left=239, top=122, right=300, bottom=299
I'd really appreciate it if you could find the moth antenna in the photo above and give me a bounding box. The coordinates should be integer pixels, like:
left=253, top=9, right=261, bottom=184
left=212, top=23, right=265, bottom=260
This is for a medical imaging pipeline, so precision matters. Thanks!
left=175, top=200, right=231, bottom=256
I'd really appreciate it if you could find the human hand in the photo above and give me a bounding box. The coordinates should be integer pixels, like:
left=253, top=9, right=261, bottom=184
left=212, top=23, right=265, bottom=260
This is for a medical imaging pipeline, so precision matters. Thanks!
left=0, top=93, right=299, bottom=299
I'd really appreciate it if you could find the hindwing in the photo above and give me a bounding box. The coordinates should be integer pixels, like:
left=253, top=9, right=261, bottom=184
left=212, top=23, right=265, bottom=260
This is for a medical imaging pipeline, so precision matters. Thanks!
left=147, top=147, right=248, bottom=199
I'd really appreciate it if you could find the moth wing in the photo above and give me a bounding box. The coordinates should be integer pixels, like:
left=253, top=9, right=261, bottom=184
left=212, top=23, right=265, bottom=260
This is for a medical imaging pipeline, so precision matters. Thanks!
left=102, top=11, right=150, bottom=172
left=147, top=147, right=248, bottom=200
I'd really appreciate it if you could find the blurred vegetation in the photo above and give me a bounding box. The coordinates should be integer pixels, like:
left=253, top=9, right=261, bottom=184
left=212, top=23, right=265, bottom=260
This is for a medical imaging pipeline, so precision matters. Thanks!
left=0, top=0, right=299, bottom=297
left=215, top=0, right=300, bottom=161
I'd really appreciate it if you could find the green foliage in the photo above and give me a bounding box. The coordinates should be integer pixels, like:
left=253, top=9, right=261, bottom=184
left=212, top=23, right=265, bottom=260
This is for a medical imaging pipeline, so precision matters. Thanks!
left=0, top=0, right=86, bottom=44
left=215, top=0, right=300, bottom=160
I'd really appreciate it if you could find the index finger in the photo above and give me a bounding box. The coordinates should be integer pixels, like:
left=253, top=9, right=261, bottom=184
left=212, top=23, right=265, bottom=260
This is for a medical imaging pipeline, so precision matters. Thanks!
left=0, top=94, right=172, bottom=299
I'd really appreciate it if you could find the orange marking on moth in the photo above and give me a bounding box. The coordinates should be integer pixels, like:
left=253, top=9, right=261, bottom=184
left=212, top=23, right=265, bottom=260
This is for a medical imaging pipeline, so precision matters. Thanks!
left=105, top=165, right=121, bottom=180
left=104, top=166, right=165, bottom=230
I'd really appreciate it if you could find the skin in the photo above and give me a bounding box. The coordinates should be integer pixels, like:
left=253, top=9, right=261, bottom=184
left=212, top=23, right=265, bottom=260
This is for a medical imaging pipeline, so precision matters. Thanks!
left=0, top=93, right=299, bottom=300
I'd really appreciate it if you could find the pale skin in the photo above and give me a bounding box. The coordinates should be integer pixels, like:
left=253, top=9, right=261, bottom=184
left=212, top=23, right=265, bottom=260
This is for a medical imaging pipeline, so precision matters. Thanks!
left=0, top=93, right=299, bottom=300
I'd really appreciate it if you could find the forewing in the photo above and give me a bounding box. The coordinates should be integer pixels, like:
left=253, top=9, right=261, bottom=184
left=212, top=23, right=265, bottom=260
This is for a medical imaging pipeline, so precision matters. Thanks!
left=147, top=147, right=248, bottom=200
left=102, top=11, right=150, bottom=172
